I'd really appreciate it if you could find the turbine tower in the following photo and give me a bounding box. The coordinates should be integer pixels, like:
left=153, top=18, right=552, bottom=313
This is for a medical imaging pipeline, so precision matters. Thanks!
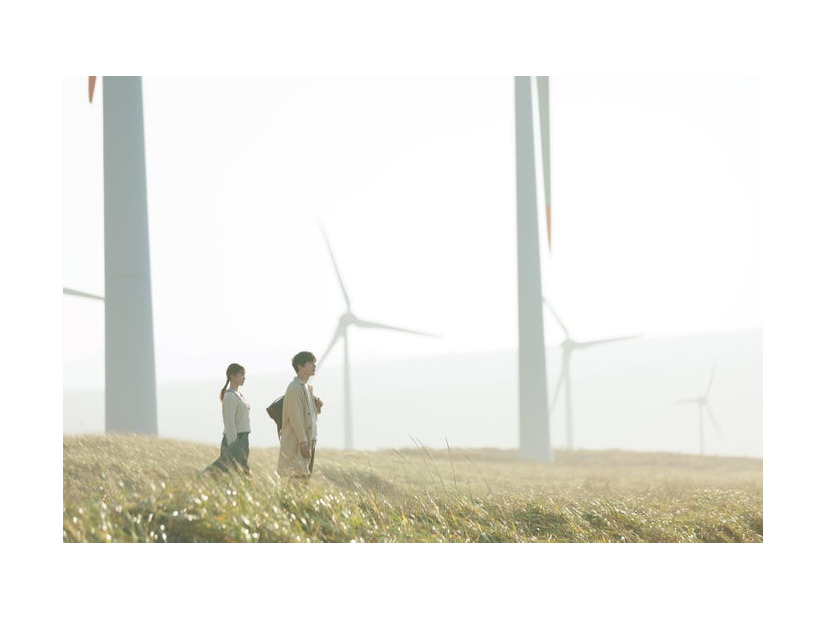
left=674, top=361, right=723, bottom=455
left=544, top=299, right=641, bottom=450
left=515, top=76, right=552, bottom=461
left=66, top=76, right=157, bottom=435
left=317, top=225, right=438, bottom=450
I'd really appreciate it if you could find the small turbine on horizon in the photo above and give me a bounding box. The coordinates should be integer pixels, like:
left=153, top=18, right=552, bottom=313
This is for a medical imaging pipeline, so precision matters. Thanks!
left=544, top=298, right=641, bottom=450
left=317, top=225, right=439, bottom=450
left=674, top=360, right=724, bottom=455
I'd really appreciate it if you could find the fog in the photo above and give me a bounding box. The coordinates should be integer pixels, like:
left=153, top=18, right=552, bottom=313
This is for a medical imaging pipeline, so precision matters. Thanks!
left=62, top=76, right=762, bottom=460
left=63, top=327, right=762, bottom=458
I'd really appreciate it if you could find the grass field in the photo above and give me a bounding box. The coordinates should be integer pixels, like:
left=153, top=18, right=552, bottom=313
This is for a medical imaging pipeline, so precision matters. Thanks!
left=63, top=434, right=762, bottom=542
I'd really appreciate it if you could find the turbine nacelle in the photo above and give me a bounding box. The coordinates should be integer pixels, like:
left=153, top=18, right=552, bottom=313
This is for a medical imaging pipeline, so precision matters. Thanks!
left=338, top=312, right=358, bottom=329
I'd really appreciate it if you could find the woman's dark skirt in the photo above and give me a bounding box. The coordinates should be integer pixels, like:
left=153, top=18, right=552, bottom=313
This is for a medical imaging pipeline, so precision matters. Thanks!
left=203, top=432, right=250, bottom=476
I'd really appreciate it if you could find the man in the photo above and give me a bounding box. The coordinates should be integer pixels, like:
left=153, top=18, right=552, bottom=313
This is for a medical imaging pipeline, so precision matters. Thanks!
left=277, top=351, right=324, bottom=481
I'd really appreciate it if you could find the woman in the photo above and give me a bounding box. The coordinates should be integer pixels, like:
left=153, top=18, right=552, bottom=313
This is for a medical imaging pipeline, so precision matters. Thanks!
left=204, top=363, right=251, bottom=476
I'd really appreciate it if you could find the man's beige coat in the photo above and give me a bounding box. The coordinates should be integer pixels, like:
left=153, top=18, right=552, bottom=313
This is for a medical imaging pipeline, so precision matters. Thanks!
left=277, top=378, right=316, bottom=477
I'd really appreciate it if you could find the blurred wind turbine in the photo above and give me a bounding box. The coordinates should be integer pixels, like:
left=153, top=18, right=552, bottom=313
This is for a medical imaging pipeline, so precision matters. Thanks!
left=317, top=225, right=439, bottom=450
left=63, top=287, right=104, bottom=301
left=536, top=76, right=552, bottom=251
left=674, top=361, right=723, bottom=455
left=544, top=299, right=641, bottom=450
left=71, top=76, right=157, bottom=435
left=515, top=76, right=552, bottom=461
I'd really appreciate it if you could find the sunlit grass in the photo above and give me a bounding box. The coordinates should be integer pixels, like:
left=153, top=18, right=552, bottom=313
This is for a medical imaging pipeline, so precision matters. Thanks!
left=63, top=435, right=762, bottom=543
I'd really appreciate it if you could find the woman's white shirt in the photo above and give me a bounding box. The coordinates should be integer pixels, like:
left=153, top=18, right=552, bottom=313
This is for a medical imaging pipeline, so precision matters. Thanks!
left=223, top=389, right=251, bottom=444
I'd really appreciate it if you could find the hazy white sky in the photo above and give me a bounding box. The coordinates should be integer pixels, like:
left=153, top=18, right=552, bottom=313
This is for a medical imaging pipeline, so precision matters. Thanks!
left=63, top=76, right=761, bottom=387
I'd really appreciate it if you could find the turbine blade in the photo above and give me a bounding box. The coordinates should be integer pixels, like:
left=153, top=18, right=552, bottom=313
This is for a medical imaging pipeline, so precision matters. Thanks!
left=320, top=224, right=351, bottom=311
left=542, top=298, right=570, bottom=338
left=578, top=335, right=641, bottom=349
left=89, top=76, right=97, bottom=103
left=317, top=325, right=345, bottom=367
left=536, top=76, right=551, bottom=252
left=352, top=317, right=439, bottom=338
left=706, top=405, right=724, bottom=439
left=63, top=287, right=104, bottom=301
left=704, top=360, right=718, bottom=397
left=548, top=363, right=567, bottom=415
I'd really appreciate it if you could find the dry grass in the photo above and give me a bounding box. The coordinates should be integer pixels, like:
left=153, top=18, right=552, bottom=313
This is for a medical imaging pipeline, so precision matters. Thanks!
left=63, top=434, right=762, bottom=543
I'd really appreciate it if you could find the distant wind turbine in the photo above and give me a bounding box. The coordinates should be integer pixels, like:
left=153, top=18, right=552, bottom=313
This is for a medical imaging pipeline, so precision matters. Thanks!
left=317, top=225, right=439, bottom=450
left=674, top=361, right=723, bottom=455
left=65, top=76, right=157, bottom=435
left=544, top=299, right=641, bottom=450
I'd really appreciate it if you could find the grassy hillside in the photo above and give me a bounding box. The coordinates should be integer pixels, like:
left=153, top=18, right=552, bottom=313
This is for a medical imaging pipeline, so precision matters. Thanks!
left=63, top=435, right=762, bottom=542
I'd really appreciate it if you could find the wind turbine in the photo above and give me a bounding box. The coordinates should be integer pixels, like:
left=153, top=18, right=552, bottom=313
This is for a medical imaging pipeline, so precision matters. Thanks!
left=544, top=299, right=641, bottom=450
left=514, top=76, right=553, bottom=461
left=317, top=225, right=438, bottom=450
left=674, top=361, right=723, bottom=455
left=63, top=76, right=157, bottom=435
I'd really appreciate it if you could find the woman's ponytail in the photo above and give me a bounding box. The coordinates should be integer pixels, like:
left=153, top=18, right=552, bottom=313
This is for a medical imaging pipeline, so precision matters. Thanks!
left=220, top=363, right=245, bottom=401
